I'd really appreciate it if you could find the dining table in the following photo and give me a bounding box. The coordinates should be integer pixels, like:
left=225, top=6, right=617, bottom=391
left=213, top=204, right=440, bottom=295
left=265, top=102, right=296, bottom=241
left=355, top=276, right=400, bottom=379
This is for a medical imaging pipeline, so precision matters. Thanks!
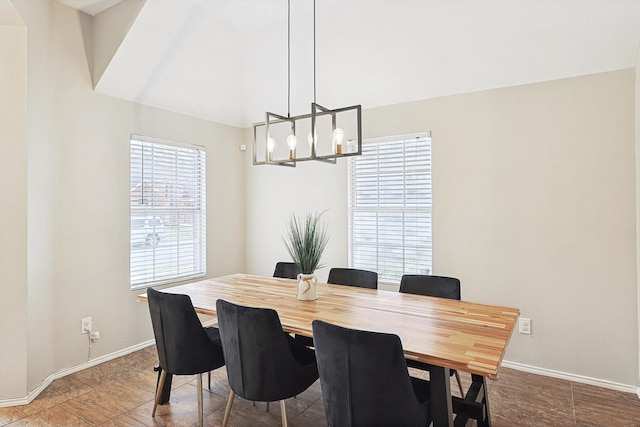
left=138, top=273, right=519, bottom=427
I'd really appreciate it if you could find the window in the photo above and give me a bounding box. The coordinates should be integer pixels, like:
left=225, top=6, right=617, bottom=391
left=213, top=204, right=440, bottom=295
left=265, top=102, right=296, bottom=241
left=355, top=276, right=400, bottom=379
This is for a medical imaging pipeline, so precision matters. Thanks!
left=348, top=133, right=432, bottom=284
left=130, top=135, right=206, bottom=289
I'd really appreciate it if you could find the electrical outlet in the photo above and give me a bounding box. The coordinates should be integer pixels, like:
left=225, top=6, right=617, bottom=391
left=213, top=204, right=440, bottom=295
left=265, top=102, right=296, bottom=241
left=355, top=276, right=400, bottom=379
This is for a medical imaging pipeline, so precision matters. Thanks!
left=519, top=317, right=531, bottom=335
left=81, top=317, right=92, bottom=334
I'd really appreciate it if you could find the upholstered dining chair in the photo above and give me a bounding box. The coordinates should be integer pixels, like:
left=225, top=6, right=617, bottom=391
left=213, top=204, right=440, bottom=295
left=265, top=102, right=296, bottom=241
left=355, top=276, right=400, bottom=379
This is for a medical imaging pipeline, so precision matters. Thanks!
left=147, top=287, right=226, bottom=427
left=399, top=274, right=465, bottom=397
left=327, top=267, right=378, bottom=289
left=216, top=299, right=319, bottom=427
left=313, top=319, right=432, bottom=427
left=273, top=262, right=301, bottom=279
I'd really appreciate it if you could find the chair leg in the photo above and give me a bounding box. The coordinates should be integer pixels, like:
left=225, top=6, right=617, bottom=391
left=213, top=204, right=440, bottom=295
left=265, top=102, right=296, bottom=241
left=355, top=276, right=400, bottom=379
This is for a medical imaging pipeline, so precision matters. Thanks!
left=222, top=390, right=235, bottom=427
left=267, top=401, right=270, bottom=412
left=208, top=371, right=211, bottom=389
left=280, top=400, right=288, bottom=427
left=152, top=369, right=167, bottom=417
left=455, top=371, right=464, bottom=397
left=197, top=374, right=204, bottom=427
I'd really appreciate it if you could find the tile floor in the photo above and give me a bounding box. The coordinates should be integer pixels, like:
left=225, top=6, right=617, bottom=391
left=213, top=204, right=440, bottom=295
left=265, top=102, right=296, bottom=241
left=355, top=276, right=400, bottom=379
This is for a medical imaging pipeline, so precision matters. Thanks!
left=1, top=345, right=639, bottom=426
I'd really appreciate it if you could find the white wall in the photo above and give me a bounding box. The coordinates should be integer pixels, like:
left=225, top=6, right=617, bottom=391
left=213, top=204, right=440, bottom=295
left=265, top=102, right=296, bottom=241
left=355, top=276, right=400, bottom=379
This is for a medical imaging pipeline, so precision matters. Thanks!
left=0, top=0, right=28, bottom=399
left=23, top=0, right=55, bottom=392
left=246, top=70, right=639, bottom=387
left=244, top=147, right=348, bottom=282
left=2, top=0, right=246, bottom=399
left=3, top=0, right=638, bottom=401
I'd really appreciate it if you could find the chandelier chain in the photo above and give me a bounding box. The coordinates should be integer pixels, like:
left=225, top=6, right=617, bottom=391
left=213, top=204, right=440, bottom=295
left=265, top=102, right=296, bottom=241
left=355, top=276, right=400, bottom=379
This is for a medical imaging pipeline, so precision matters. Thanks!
left=252, top=0, right=362, bottom=166
left=313, top=0, right=316, bottom=104
left=287, top=0, right=291, bottom=117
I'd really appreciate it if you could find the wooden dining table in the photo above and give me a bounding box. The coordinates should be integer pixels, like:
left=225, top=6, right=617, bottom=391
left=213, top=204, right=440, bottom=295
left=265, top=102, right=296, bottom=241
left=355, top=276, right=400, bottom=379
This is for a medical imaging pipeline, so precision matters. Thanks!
left=138, top=273, right=519, bottom=427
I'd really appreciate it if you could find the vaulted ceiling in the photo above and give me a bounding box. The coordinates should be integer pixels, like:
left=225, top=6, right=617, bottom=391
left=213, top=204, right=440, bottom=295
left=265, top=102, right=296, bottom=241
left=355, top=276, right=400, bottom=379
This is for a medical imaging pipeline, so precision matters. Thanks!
left=59, top=0, right=640, bottom=128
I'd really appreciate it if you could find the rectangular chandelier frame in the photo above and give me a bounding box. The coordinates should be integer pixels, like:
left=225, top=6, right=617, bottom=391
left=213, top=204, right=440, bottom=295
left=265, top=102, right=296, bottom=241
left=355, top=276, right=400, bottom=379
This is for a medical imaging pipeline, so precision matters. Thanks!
left=253, top=103, right=362, bottom=167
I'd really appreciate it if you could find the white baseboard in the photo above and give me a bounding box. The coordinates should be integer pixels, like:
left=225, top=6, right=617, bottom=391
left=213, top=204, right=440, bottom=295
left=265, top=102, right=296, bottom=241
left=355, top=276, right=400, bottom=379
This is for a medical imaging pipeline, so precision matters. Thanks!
left=3, top=337, right=638, bottom=407
left=0, top=319, right=221, bottom=408
left=0, top=339, right=156, bottom=408
left=502, top=360, right=640, bottom=397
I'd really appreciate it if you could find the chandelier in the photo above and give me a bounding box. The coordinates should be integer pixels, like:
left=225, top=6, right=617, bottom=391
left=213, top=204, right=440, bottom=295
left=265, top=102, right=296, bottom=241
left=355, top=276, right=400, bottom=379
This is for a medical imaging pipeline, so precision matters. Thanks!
left=253, top=0, right=362, bottom=166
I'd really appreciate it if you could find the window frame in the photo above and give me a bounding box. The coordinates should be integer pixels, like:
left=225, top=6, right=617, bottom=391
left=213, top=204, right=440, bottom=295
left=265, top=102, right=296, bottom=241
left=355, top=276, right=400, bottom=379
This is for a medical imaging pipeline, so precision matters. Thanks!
left=347, top=132, right=432, bottom=286
left=129, top=134, right=207, bottom=290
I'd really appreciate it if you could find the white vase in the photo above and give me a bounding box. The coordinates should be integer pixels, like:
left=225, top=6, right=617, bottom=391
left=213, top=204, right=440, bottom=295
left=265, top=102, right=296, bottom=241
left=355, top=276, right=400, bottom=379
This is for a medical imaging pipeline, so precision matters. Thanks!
left=296, top=273, right=318, bottom=301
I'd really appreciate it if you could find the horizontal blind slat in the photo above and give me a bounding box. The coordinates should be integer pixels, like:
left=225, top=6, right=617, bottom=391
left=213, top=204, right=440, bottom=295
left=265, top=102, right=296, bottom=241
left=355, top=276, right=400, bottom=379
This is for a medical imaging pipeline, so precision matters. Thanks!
left=130, top=138, right=207, bottom=288
left=348, top=135, right=432, bottom=282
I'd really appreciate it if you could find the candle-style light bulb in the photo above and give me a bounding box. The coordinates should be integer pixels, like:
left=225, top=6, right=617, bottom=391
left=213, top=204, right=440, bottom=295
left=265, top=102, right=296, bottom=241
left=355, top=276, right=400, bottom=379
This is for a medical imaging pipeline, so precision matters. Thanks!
left=287, top=134, right=297, bottom=159
left=267, top=136, right=275, bottom=161
left=333, top=128, right=344, bottom=154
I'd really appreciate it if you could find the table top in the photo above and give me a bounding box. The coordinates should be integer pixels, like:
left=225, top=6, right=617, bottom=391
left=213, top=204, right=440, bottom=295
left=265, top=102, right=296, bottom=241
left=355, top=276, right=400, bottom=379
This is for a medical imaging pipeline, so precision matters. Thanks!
left=138, top=273, right=519, bottom=377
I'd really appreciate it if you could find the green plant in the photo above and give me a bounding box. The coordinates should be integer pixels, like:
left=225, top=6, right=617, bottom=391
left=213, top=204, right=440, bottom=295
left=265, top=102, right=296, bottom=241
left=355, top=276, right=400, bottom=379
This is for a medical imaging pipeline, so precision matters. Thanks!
left=283, top=211, right=329, bottom=275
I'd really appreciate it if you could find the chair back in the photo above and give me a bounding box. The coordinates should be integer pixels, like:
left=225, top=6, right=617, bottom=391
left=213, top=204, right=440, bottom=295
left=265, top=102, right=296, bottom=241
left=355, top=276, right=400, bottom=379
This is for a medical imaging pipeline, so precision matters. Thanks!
left=273, top=262, right=301, bottom=279
left=147, top=287, right=224, bottom=375
left=312, top=320, right=430, bottom=426
left=327, top=268, right=378, bottom=289
left=216, top=299, right=318, bottom=402
left=399, top=275, right=461, bottom=300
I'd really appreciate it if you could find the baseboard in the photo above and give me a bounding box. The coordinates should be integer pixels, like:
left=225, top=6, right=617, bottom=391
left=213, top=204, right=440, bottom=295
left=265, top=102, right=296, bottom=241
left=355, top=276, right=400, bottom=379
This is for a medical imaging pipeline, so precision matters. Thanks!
left=502, top=360, right=640, bottom=397
left=3, top=336, right=638, bottom=407
left=0, top=339, right=156, bottom=408
left=0, top=319, right=221, bottom=408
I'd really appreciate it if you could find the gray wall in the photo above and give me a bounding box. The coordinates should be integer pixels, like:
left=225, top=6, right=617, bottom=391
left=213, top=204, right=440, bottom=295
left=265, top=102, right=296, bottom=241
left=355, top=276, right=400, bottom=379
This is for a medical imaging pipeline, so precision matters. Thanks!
left=2, top=0, right=638, bottom=401
left=246, top=70, right=639, bottom=387
left=2, top=0, right=246, bottom=398
left=0, top=0, right=28, bottom=399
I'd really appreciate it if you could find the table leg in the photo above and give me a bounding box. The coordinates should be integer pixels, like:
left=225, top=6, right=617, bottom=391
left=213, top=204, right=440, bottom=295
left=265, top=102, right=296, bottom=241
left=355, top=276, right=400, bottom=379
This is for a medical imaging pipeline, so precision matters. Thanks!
left=154, top=365, right=173, bottom=404
left=473, top=374, right=491, bottom=427
left=429, top=365, right=454, bottom=427
left=452, top=374, right=491, bottom=427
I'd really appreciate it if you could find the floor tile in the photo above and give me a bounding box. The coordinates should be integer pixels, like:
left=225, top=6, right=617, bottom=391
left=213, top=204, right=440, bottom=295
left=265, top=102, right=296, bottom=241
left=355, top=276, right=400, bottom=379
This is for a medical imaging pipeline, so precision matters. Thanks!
left=290, top=399, right=327, bottom=426
left=5, top=347, right=640, bottom=426
left=489, top=368, right=575, bottom=426
left=21, top=376, right=93, bottom=416
left=0, top=405, right=27, bottom=427
left=127, top=381, right=227, bottom=426
left=5, top=406, right=90, bottom=427
left=572, top=382, right=640, bottom=427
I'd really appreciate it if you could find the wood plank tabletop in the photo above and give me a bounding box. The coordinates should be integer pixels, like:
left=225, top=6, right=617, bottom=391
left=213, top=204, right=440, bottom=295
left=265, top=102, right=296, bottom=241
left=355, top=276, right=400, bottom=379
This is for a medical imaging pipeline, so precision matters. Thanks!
left=138, top=273, right=519, bottom=377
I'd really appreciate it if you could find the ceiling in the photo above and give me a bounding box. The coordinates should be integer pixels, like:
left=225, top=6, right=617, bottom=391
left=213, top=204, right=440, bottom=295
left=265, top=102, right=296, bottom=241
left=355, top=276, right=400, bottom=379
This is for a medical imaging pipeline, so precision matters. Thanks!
left=60, top=0, right=640, bottom=128
left=58, top=0, right=122, bottom=16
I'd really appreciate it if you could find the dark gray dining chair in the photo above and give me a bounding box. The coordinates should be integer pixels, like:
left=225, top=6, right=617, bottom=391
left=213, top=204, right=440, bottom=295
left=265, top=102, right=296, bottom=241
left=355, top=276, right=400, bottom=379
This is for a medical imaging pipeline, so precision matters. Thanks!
left=216, top=299, right=319, bottom=427
left=327, top=267, right=378, bottom=289
left=400, top=274, right=465, bottom=396
left=313, top=319, right=432, bottom=427
left=147, top=287, right=225, bottom=427
left=273, top=261, right=301, bottom=279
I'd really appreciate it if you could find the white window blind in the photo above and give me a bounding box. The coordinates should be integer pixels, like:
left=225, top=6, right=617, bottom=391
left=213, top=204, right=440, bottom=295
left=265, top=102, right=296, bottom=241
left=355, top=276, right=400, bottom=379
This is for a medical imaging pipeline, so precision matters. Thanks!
left=348, top=133, right=432, bottom=283
left=130, top=136, right=206, bottom=289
